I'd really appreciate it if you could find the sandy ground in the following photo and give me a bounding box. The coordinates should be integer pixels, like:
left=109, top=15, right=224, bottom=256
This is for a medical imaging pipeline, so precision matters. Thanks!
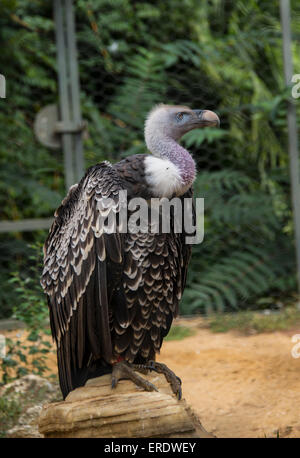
left=2, top=318, right=300, bottom=438
left=159, top=319, right=300, bottom=438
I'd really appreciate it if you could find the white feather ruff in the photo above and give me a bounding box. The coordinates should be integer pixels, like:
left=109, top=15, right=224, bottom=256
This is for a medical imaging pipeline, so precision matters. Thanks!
left=144, top=156, right=185, bottom=197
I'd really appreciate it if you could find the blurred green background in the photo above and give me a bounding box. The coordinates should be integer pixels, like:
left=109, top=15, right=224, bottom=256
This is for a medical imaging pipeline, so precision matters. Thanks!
left=1, top=0, right=300, bottom=320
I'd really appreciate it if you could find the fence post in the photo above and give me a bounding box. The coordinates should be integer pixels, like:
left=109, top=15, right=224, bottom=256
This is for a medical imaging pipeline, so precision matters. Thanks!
left=280, top=0, right=300, bottom=301
left=54, top=0, right=84, bottom=191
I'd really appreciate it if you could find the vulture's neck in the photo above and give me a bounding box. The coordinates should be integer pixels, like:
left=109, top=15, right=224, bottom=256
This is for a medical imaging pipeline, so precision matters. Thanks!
left=144, top=133, right=196, bottom=197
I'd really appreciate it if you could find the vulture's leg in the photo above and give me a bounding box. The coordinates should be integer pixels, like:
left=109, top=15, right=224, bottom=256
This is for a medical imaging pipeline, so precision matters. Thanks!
left=111, top=361, right=158, bottom=392
left=132, top=361, right=182, bottom=400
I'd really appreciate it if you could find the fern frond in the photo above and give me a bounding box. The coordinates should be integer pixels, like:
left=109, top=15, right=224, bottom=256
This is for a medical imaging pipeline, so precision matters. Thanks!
left=182, top=242, right=292, bottom=314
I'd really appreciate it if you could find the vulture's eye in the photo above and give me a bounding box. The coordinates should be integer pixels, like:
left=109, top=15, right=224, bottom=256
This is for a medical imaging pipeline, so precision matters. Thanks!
left=176, top=112, right=189, bottom=122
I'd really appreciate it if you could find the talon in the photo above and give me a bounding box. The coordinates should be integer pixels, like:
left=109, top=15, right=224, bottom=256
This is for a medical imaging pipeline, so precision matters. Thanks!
left=177, top=386, right=182, bottom=401
left=111, top=361, right=158, bottom=393
left=149, top=361, right=156, bottom=371
left=143, top=380, right=159, bottom=392
left=146, top=360, right=183, bottom=399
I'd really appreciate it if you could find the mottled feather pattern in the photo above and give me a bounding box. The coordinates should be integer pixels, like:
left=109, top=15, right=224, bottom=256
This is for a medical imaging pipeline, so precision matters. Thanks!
left=41, top=163, right=125, bottom=342
left=113, top=232, right=177, bottom=361
left=41, top=155, right=193, bottom=398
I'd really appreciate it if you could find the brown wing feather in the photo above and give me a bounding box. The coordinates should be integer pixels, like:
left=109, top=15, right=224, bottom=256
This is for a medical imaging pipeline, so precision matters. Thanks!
left=108, top=172, right=195, bottom=362
left=42, top=154, right=195, bottom=396
left=41, top=162, right=126, bottom=398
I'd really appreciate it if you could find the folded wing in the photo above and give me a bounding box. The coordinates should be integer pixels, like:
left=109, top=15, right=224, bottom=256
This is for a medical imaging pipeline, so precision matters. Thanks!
left=41, top=163, right=125, bottom=398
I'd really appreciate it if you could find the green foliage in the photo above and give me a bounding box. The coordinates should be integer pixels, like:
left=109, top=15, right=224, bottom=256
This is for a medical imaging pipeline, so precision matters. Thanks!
left=208, top=306, right=300, bottom=335
left=9, top=243, right=48, bottom=329
left=0, top=243, right=52, bottom=385
left=0, top=396, right=21, bottom=437
left=0, top=0, right=63, bottom=318
left=164, top=325, right=196, bottom=341
left=181, top=168, right=295, bottom=314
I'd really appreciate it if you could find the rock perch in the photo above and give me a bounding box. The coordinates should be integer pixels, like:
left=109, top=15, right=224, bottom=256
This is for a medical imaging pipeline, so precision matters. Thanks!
left=38, top=372, right=214, bottom=438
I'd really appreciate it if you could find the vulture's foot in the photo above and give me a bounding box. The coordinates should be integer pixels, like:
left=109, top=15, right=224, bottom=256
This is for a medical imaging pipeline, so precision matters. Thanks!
left=133, top=361, right=182, bottom=400
left=111, top=361, right=158, bottom=393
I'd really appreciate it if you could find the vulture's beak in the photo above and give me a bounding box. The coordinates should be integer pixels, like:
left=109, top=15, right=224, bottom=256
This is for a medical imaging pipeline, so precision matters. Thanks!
left=192, top=109, right=220, bottom=128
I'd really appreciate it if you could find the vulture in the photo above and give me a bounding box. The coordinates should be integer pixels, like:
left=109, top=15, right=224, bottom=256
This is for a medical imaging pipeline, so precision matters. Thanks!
left=41, top=104, right=220, bottom=399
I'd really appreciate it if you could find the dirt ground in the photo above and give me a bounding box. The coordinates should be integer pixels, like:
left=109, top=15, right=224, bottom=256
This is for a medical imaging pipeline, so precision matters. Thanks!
left=2, top=318, right=300, bottom=438
left=159, top=318, right=300, bottom=438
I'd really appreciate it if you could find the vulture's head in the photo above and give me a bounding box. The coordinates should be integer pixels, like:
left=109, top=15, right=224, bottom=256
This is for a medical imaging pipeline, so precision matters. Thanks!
left=145, top=104, right=220, bottom=147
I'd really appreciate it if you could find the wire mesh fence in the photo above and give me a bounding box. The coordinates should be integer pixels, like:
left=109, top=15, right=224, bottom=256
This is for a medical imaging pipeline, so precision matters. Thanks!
left=0, top=0, right=300, bottom=318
